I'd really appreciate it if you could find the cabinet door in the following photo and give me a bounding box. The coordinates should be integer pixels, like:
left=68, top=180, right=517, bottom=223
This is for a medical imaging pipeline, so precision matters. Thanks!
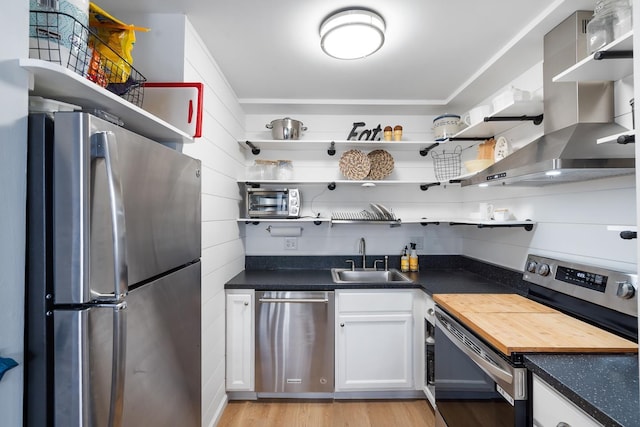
left=336, top=313, right=413, bottom=390
left=226, top=292, right=254, bottom=391
left=532, top=375, right=602, bottom=427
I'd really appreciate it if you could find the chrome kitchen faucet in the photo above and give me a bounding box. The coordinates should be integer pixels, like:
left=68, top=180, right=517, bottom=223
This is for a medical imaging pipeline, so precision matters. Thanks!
left=359, top=237, right=366, bottom=269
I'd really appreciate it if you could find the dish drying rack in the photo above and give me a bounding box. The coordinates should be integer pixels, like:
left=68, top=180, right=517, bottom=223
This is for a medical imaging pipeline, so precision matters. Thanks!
left=331, top=209, right=401, bottom=227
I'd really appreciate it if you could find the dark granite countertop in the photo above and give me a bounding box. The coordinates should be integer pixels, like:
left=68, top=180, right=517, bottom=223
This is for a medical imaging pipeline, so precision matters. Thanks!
left=525, top=354, right=639, bottom=427
left=226, top=256, right=638, bottom=425
left=224, top=268, right=518, bottom=294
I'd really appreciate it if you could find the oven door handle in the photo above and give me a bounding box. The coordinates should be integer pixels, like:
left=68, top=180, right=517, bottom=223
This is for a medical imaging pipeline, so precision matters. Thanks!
left=436, top=317, right=513, bottom=384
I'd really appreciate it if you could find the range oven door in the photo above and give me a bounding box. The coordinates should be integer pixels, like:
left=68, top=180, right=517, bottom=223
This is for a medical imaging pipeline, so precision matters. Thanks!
left=434, top=307, right=528, bottom=427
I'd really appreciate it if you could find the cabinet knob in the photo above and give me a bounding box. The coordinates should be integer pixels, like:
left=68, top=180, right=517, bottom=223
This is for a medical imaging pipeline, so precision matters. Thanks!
left=556, top=423, right=571, bottom=427
left=244, top=301, right=249, bottom=306
left=340, top=323, right=345, bottom=327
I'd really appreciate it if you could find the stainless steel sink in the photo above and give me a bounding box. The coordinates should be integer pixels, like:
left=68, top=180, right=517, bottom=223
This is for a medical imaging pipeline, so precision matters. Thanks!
left=331, top=268, right=413, bottom=284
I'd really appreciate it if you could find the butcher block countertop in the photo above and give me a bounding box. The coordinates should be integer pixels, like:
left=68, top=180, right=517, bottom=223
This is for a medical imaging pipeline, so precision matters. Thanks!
left=434, top=294, right=638, bottom=355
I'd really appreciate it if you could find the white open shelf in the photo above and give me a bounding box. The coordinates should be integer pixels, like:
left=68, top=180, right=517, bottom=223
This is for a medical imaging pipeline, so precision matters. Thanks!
left=237, top=180, right=470, bottom=191
left=449, top=99, right=544, bottom=140
left=20, top=58, right=193, bottom=143
left=553, top=31, right=633, bottom=83
left=238, top=217, right=331, bottom=223
left=412, top=218, right=535, bottom=230
left=237, top=216, right=536, bottom=230
left=597, top=129, right=635, bottom=145
left=606, top=225, right=637, bottom=232
left=238, top=139, right=443, bottom=153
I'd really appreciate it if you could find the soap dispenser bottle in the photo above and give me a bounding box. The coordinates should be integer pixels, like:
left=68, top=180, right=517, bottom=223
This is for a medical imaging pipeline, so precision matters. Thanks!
left=400, top=246, right=409, bottom=272
left=409, top=242, right=419, bottom=272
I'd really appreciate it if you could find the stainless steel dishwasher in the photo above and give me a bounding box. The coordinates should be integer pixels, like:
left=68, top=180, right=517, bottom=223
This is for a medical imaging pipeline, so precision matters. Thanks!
left=255, top=290, right=334, bottom=397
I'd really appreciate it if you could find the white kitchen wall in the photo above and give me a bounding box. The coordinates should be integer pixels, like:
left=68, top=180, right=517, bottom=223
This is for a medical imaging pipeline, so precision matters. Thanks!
left=180, top=20, right=246, bottom=427
left=460, top=72, right=636, bottom=272
left=126, top=13, right=246, bottom=427
left=182, top=21, right=246, bottom=427
left=242, top=63, right=637, bottom=274
left=0, top=2, right=29, bottom=426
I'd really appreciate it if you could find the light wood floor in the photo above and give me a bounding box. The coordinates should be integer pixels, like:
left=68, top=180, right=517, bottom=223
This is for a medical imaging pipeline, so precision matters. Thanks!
left=217, top=399, right=435, bottom=427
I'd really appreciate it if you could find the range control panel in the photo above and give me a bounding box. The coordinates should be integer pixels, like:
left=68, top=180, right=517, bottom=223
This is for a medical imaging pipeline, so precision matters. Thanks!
left=555, top=265, right=608, bottom=293
left=524, top=254, right=637, bottom=317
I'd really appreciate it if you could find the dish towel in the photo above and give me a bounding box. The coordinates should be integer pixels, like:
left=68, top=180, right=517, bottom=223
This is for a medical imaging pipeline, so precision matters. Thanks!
left=0, top=357, right=18, bottom=381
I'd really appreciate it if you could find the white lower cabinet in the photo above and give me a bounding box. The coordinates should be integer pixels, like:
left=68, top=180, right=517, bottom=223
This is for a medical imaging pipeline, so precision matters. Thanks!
left=225, top=290, right=255, bottom=391
left=335, top=290, right=419, bottom=391
left=532, top=374, right=602, bottom=427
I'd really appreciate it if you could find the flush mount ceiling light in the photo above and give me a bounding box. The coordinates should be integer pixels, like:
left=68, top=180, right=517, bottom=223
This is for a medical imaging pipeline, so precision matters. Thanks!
left=320, top=8, right=385, bottom=60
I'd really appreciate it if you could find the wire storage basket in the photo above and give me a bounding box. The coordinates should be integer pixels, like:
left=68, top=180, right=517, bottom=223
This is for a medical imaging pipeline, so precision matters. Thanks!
left=431, top=145, right=462, bottom=181
left=29, top=10, right=146, bottom=107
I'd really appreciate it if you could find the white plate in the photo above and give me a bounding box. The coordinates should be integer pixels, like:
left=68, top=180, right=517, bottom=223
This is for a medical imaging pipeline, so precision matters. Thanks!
left=370, top=203, right=394, bottom=220
left=494, top=136, right=511, bottom=162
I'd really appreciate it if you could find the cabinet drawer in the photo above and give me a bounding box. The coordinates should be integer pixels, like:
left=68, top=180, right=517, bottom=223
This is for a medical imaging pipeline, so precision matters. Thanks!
left=338, top=290, right=413, bottom=313
left=532, top=375, right=602, bottom=427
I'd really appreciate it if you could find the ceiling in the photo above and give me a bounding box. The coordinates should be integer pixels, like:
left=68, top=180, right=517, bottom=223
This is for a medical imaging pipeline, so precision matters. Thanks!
left=105, top=0, right=595, bottom=114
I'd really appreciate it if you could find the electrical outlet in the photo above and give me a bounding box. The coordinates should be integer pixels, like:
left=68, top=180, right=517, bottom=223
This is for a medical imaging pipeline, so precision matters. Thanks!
left=284, top=237, right=298, bottom=250
left=410, top=236, right=424, bottom=250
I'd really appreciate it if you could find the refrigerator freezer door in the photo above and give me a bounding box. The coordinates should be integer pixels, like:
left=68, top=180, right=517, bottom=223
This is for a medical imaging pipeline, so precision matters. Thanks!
left=54, top=302, right=127, bottom=427
left=53, top=112, right=201, bottom=304
left=121, top=261, right=201, bottom=426
left=53, top=262, right=201, bottom=427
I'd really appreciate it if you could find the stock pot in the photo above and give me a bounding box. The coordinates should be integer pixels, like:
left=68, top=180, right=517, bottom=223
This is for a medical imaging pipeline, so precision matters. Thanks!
left=266, top=117, right=307, bottom=140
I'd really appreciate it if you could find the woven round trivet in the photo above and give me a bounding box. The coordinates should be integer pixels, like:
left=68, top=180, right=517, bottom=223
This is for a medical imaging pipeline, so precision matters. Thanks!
left=366, top=149, right=394, bottom=180
left=339, top=149, right=371, bottom=180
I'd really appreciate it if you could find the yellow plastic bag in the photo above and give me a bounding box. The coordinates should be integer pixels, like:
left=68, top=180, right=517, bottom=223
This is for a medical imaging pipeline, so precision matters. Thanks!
left=88, top=2, right=149, bottom=83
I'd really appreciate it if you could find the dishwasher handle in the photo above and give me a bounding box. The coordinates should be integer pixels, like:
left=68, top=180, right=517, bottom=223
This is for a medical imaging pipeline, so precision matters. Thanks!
left=258, top=297, right=329, bottom=304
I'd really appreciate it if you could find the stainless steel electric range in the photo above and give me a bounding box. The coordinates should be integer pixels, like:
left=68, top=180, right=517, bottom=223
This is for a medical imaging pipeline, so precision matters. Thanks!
left=434, top=254, right=638, bottom=427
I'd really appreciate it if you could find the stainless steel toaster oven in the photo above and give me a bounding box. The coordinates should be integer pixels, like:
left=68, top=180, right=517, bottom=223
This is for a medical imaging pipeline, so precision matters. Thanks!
left=246, top=188, right=300, bottom=218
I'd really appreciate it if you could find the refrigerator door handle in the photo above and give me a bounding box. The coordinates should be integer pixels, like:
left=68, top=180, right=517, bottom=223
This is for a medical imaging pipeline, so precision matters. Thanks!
left=97, top=301, right=128, bottom=427
left=92, top=131, right=129, bottom=301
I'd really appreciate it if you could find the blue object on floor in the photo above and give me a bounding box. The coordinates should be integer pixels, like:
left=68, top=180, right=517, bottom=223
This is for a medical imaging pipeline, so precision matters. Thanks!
left=0, top=357, right=18, bottom=381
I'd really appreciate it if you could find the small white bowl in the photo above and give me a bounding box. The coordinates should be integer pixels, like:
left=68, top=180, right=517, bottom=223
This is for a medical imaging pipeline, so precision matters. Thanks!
left=464, top=159, right=494, bottom=173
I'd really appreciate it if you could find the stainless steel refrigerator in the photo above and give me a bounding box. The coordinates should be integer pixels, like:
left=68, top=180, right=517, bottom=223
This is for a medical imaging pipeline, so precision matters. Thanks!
left=25, top=112, right=202, bottom=427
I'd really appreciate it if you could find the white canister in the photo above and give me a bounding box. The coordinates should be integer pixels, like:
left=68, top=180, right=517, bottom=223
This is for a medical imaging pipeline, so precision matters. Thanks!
left=432, top=114, right=462, bottom=141
left=29, top=0, right=90, bottom=72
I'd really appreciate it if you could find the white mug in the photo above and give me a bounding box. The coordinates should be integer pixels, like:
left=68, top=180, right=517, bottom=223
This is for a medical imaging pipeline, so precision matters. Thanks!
left=463, top=105, right=492, bottom=126
left=493, top=209, right=511, bottom=221
left=479, top=203, right=494, bottom=220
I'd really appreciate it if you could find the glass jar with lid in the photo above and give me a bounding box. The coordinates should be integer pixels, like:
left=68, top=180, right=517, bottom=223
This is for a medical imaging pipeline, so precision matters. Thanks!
left=276, top=160, right=294, bottom=180
left=248, top=159, right=278, bottom=180
left=586, top=0, right=633, bottom=54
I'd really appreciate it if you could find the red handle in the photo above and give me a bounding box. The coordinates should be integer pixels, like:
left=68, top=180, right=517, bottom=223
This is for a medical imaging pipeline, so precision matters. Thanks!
left=188, top=100, right=193, bottom=124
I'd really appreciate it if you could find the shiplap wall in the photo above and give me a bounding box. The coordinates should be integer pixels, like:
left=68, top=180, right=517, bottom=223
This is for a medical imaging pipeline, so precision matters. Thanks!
left=128, top=14, right=246, bottom=427
left=243, top=64, right=637, bottom=273
left=182, top=21, right=246, bottom=427
left=176, top=20, right=246, bottom=427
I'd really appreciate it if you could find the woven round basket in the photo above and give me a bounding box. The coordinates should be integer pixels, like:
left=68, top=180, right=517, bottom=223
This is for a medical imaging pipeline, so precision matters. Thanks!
left=367, top=149, right=394, bottom=180
left=339, top=149, right=371, bottom=180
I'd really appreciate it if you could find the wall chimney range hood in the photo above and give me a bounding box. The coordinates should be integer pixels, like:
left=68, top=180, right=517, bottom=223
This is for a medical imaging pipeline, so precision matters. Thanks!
left=463, top=11, right=634, bottom=187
